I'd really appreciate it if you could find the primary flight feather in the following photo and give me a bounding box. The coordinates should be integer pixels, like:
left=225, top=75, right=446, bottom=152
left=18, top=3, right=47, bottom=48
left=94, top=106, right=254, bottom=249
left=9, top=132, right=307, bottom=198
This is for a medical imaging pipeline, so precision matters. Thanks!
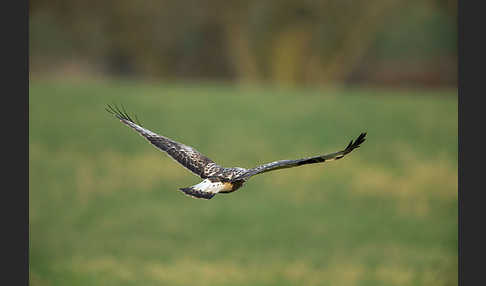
left=106, top=104, right=367, bottom=200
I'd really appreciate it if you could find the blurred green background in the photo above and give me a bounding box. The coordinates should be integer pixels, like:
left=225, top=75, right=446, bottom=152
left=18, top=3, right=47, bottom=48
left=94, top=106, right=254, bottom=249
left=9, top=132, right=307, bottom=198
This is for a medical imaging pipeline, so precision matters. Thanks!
left=29, top=1, right=457, bottom=286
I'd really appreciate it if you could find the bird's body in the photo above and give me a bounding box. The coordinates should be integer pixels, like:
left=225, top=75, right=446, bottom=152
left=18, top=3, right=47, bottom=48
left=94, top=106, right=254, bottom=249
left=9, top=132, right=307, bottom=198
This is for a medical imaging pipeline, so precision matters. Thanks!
left=179, top=177, right=244, bottom=199
left=106, top=104, right=366, bottom=200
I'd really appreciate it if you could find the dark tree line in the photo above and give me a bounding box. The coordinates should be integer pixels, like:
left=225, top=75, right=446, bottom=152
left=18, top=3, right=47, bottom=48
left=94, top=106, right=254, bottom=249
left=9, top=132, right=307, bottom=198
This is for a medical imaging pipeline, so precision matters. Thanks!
left=30, top=0, right=457, bottom=87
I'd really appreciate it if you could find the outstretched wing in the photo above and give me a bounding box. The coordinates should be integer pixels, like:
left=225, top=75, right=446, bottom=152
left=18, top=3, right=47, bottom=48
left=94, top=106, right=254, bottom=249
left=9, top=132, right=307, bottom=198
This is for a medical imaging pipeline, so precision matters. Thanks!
left=106, top=104, right=223, bottom=178
left=231, top=132, right=366, bottom=181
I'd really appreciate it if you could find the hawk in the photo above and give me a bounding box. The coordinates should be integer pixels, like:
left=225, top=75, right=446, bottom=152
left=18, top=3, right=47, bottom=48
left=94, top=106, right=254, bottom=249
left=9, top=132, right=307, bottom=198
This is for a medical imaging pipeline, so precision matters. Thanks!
left=106, top=104, right=367, bottom=200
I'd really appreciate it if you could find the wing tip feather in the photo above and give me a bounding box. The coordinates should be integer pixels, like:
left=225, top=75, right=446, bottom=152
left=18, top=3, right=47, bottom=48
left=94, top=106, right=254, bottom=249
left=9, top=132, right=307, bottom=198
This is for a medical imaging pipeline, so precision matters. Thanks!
left=106, top=103, right=143, bottom=127
left=345, top=132, right=367, bottom=152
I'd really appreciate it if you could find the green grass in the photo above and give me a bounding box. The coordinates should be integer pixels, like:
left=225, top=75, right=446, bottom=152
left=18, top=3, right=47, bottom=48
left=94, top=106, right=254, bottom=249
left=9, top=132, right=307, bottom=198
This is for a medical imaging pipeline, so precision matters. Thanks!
left=30, top=80, right=457, bottom=286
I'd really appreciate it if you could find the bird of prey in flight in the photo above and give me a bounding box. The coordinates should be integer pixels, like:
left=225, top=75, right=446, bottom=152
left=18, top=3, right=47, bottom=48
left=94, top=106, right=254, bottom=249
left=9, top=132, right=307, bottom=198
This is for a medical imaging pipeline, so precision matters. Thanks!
left=106, top=104, right=367, bottom=200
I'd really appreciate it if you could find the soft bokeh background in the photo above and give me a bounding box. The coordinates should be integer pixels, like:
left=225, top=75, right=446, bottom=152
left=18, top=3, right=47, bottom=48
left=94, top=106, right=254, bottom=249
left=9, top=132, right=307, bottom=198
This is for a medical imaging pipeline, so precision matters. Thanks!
left=29, top=1, right=457, bottom=285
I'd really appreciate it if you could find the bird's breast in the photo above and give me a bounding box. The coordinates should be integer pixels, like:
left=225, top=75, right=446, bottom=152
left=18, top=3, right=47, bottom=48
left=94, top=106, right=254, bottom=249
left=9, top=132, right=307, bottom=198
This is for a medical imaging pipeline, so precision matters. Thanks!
left=218, top=180, right=244, bottom=193
left=222, top=182, right=234, bottom=192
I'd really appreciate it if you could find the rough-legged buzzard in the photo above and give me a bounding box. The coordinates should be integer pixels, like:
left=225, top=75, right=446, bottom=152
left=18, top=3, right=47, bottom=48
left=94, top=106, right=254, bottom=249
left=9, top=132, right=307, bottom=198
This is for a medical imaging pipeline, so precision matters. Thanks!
left=106, top=104, right=366, bottom=200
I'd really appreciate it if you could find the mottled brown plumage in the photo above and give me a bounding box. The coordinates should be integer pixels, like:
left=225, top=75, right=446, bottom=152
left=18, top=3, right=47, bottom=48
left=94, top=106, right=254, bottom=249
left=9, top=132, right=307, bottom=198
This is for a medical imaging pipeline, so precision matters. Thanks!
left=106, top=104, right=366, bottom=200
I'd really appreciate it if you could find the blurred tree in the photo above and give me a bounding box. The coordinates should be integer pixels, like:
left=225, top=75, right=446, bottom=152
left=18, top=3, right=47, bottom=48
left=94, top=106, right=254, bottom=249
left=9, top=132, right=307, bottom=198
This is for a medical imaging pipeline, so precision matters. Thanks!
left=29, top=0, right=457, bottom=87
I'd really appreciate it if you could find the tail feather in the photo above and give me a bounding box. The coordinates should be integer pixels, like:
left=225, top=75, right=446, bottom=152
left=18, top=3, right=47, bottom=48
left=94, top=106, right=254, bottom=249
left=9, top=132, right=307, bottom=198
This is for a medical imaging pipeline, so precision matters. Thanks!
left=179, top=187, right=215, bottom=200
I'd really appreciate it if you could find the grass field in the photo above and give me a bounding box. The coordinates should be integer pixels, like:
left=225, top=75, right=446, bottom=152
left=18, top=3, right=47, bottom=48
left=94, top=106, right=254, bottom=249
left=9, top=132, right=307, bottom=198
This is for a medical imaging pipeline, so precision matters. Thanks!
left=29, top=80, right=457, bottom=286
